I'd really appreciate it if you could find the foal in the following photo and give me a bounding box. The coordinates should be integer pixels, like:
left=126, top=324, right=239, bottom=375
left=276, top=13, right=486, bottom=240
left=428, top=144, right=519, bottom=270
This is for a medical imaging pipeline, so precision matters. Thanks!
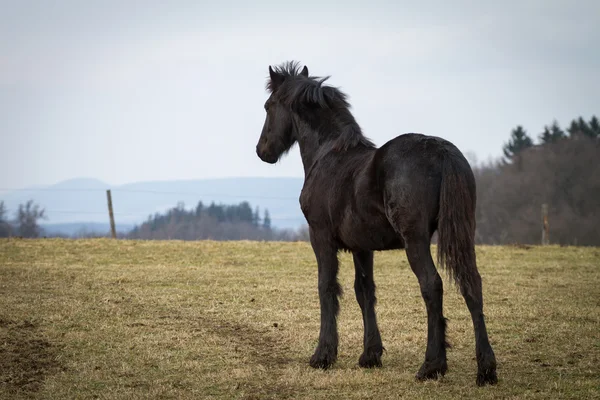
left=255, top=61, right=497, bottom=386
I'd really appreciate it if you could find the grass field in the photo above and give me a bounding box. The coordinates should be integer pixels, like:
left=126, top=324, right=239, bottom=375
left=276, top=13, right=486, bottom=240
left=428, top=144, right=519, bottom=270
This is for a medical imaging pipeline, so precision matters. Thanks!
left=0, top=239, right=599, bottom=399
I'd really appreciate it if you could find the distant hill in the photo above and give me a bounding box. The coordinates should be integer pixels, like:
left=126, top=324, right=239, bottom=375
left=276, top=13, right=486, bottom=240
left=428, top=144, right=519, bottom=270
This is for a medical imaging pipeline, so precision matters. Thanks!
left=1, top=177, right=306, bottom=235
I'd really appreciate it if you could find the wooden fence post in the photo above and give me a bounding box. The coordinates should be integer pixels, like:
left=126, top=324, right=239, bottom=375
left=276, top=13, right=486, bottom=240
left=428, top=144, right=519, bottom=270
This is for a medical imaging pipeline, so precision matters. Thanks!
left=106, top=190, right=117, bottom=239
left=541, top=203, right=549, bottom=245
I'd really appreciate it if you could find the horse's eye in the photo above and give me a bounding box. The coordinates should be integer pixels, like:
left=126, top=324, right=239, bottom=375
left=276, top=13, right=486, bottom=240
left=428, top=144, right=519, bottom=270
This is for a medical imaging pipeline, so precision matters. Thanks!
left=264, top=103, right=269, bottom=111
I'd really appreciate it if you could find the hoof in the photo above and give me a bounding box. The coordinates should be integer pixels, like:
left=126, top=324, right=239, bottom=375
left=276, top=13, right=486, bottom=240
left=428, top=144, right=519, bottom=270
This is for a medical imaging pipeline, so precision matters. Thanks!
left=476, top=350, right=498, bottom=386
left=358, top=347, right=383, bottom=368
left=476, top=368, right=498, bottom=386
left=416, top=359, right=448, bottom=381
left=309, top=345, right=337, bottom=370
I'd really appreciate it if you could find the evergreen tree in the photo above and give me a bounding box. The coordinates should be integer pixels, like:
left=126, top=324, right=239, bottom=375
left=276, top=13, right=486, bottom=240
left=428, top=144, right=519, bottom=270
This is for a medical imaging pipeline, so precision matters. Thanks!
left=238, top=201, right=254, bottom=223
left=195, top=201, right=204, bottom=218
left=578, top=117, right=592, bottom=138
left=503, top=125, right=533, bottom=162
left=550, top=120, right=565, bottom=141
left=567, top=119, right=579, bottom=137
left=566, top=117, right=593, bottom=138
left=588, top=115, right=599, bottom=138
left=539, top=126, right=552, bottom=144
left=539, top=120, right=565, bottom=144
left=207, top=202, right=225, bottom=222
left=262, top=209, right=271, bottom=230
left=253, top=206, right=261, bottom=227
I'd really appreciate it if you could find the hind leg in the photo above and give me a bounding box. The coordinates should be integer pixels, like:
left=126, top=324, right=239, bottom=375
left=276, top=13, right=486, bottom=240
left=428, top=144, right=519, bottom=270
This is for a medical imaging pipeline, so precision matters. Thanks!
left=353, top=250, right=384, bottom=368
left=405, top=238, right=449, bottom=380
left=460, top=271, right=498, bottom=385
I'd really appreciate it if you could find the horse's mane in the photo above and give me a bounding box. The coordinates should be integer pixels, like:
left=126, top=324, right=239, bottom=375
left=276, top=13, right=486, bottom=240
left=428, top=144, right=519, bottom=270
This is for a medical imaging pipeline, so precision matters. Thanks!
left=267, top=61, right=375, bottom=150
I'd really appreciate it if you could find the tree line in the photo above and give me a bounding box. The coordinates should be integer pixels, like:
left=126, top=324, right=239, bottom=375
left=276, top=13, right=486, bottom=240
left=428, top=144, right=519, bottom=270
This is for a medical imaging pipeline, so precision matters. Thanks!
left=127, top=200, right=307, bottom=241
left=472, top=115, right=599, bottom=245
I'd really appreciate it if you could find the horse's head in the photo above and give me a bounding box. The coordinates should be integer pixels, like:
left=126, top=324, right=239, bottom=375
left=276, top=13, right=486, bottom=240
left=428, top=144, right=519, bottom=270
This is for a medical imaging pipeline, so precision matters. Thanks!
left=256, top=64, right=309, bottom=164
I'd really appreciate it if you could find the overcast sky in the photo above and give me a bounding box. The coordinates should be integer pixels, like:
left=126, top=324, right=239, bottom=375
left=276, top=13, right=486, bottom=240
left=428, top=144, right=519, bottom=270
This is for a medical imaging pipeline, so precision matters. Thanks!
left=1, top=0, right=598, bottom=189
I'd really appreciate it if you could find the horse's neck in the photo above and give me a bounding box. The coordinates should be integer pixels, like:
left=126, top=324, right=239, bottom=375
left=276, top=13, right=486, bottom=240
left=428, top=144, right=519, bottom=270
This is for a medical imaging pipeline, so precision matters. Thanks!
left=297, top=131, right=366, bottom=180
left=297, top=136, right=323, bottom=177
left=293, top=116, right=321, bottom=176
left=294, top=112, right=369, bottom=177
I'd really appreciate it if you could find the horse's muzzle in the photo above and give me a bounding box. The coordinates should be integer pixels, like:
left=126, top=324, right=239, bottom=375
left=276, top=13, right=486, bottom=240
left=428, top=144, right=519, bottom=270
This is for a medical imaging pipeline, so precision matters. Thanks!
left=256, top=145, right=278, bottom=164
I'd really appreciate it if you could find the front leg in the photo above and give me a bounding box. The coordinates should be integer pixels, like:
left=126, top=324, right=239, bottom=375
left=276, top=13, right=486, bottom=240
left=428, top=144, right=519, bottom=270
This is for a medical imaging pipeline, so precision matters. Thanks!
left=309, top=231, right=341, bottom=369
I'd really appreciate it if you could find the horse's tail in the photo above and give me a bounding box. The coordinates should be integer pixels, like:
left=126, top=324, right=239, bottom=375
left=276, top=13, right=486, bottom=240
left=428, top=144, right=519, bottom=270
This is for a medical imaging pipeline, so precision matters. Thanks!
left=437, top=150, right=479, bottom=296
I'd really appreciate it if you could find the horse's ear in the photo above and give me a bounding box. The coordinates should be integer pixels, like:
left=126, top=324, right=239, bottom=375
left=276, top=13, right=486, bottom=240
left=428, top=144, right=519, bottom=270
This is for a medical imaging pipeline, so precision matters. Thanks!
left=269, top=66, right=285, bottom=91
left=300, top=66, right=309, bottom=77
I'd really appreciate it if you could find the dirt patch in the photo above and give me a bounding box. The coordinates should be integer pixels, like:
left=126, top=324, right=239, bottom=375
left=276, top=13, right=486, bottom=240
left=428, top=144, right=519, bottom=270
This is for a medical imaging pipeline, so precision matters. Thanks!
left=152, top=311, right=293, bottom=368
left=199, top=315, right=293, bottom=368
left=200, top=315, right=298, bottom=399
left=0, top=317, right=63, bottom=396
left=153, top=311, right=297, bottom=399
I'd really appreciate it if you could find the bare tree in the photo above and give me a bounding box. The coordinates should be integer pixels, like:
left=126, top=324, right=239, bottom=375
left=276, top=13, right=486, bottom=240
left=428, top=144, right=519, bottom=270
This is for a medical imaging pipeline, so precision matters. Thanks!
left=0, top=201, right=12, bottom=237
left=15, top=200, right=46, bottom=238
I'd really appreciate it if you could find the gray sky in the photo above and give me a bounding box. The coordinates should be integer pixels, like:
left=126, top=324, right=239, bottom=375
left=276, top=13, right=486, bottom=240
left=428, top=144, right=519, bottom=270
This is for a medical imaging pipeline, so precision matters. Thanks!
left=1, top=0, right=598, bottom=189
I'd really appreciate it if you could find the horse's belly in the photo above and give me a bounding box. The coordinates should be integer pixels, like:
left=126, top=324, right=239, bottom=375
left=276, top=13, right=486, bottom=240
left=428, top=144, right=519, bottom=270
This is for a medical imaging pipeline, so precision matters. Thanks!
left=338, top=215, right=404, bottom=251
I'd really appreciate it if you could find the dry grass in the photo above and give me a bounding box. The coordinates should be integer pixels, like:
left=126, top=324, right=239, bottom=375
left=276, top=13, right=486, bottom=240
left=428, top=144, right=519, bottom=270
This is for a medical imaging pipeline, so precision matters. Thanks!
left=0, top=239, right=599, bottom=399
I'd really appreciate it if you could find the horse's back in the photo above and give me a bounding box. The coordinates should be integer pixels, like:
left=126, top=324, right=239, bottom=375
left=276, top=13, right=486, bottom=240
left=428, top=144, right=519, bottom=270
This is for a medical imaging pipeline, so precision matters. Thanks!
left=375, top=132, right=472, bottom=182
left=374, top=133, right=473, bottom=235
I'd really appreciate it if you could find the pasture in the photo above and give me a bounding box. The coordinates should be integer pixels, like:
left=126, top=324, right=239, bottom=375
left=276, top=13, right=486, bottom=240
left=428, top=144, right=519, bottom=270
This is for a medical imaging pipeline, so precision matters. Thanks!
left=0, top=239, right=598, bottom=399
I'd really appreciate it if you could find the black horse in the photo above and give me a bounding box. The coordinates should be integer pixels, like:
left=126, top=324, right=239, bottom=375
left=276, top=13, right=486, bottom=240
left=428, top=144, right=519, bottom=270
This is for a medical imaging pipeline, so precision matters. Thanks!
left=255, top=61, right=497, bottom=386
